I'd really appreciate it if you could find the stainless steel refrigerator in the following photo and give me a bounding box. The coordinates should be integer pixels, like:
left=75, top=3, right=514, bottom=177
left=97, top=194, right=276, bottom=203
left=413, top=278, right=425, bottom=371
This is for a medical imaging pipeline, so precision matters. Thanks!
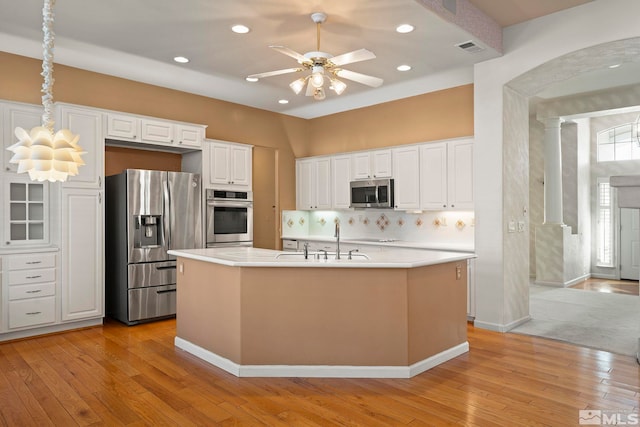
left=105, top=169, right=202, bottom=325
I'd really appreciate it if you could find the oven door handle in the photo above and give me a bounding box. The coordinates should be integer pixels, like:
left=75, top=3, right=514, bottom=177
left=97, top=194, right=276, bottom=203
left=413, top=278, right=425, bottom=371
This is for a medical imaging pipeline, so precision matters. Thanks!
left=208, top=201, right=253, bottom=208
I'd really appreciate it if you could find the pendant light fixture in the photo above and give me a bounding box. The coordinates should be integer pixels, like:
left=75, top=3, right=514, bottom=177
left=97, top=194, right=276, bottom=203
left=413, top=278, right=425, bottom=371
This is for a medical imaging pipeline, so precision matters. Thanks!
left=7, top=0, right=85, bottom=182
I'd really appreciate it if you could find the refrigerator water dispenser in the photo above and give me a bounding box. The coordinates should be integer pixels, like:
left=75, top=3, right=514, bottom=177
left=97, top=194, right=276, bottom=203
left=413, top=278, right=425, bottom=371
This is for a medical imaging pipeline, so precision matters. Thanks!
left=134, top=215, right=162, bottom=248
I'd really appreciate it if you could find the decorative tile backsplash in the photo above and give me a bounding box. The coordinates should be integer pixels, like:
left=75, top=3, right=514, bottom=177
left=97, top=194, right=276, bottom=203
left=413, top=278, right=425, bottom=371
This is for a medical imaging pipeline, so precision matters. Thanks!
left=281, top=209, right=474, bottom=247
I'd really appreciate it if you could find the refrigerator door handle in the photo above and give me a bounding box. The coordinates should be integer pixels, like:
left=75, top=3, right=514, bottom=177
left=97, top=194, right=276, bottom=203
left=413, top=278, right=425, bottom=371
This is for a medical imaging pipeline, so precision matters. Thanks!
left=163, top=175, right=172, bottom=251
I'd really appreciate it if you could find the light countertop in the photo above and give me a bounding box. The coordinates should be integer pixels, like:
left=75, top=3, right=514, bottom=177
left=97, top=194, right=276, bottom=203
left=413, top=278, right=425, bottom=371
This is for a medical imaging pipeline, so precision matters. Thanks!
left=281, top=235, right=474, bottom=252
left=168, top=246, right=475, bottom=269
left=0, top=246, right=59, bottom=256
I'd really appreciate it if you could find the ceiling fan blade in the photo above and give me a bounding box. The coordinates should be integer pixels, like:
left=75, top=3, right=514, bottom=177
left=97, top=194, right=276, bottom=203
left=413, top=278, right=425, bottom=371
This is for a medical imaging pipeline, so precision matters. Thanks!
left=269, top=45, right=312, bottom=65
left=329, top=48, right=376, bottom=67
left=248, top=68, right=303, bottom=79
left=335, top=69, right=383, bottom=87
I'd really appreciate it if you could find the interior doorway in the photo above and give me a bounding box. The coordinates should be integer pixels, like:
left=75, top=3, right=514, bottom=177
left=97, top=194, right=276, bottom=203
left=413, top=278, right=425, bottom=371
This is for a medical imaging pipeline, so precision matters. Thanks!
left=252, top=146, right=278, bottom=249
left=620, top=207, right=640, bottom=280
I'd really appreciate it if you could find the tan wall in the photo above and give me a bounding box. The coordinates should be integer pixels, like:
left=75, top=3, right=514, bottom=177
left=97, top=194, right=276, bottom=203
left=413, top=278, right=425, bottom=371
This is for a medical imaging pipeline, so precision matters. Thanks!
left=0, top=51, right=473, bottom=210
left=104, top=146, right=182, bottom=176
left=297, top=84, right=474, bottom=158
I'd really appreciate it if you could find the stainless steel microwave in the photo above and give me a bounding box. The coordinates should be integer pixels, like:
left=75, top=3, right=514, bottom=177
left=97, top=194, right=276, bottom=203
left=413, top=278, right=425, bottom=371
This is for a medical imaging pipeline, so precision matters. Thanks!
left=350, top=178, right=394, bottom=208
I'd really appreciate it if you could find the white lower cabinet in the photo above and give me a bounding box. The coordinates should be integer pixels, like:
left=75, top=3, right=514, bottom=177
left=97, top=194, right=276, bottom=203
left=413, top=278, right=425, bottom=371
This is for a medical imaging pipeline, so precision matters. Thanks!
left=60, top=188, right=104, bottom=322
left=3, top=252, right=57, bottom=331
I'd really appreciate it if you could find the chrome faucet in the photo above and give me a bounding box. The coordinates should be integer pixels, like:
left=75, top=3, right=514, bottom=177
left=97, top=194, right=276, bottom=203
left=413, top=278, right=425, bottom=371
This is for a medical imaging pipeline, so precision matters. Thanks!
left=303, top=242, right=309, bottom=260
left=335, top=222, right=341, bottom=259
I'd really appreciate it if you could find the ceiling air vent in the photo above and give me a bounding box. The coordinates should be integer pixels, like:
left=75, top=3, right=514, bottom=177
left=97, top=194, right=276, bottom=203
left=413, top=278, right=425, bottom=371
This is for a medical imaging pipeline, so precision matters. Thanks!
left=456, top=40, right=485, bottom=54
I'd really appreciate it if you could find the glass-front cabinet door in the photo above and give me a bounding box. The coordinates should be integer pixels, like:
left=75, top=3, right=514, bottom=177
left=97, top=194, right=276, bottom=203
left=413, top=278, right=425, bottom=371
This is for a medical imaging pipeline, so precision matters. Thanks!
left=4, top=180, right=49, bottom=246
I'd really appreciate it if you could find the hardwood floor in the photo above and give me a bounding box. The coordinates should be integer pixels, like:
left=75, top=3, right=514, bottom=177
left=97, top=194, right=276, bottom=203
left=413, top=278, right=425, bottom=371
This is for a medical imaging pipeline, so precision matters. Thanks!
left=570, top=278, right=640, bottom=296
left=0, top=319, right=638, bottom=426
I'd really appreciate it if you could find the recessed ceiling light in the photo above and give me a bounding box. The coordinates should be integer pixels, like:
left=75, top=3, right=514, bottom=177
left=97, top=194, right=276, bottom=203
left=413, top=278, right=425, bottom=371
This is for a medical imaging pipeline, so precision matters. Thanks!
left=609, top=63, right=621, bottom=69
left=173, top=56, right=189, bottom=64
left=278, top=99, right=289, bottom=104
left=397, top=64, right=412, bottom=71
left=246, top=77, right=259, bottom=82
left=231, top=24, right=250, bottom=34
left=396, top=24, right=414, bottom=34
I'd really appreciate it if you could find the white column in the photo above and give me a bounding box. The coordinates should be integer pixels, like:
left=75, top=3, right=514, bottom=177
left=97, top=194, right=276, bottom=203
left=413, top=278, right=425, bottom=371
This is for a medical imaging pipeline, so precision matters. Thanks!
left=543, top=117, right=564, bottom=224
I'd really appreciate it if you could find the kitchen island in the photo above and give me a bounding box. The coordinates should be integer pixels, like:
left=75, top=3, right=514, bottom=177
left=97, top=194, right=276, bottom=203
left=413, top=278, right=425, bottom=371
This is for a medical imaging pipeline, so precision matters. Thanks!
left=168, top=247, right=475, bottom=378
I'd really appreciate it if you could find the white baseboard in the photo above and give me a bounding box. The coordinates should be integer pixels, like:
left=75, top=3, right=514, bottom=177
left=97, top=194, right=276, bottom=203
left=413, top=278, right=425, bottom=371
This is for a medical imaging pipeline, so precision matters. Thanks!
left=473, top=315, right=531, bottom=333
left=563, top=274, right=590, bottom=287
left=534, top=273, right=590, bottom=288
left=0, top=318, right=103, bottom=342
left=174, top=337, right=469, bottom=378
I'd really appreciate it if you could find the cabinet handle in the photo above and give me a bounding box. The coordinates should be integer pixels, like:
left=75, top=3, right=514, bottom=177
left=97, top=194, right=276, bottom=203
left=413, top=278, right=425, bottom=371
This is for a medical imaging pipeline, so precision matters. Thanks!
left=99, top=193, right=102, bottom=204
left=26, top=290, right=42, bottom=294
left=443, top=204, right=447, bottom=208
left=26, top=261, right=42, bottom=265
left=99, top=176, right=102, bottom=188
left=26, top=311, right=42, bottom=316
left=451, top=204, right=455, bottom=208
left=26, top=275, right=42, bottom=279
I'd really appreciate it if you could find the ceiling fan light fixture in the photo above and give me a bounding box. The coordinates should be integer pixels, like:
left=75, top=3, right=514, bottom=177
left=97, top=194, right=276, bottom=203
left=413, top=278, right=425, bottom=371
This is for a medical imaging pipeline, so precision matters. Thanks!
left=330, top=78, right=347, bottom=95
left=289, top=77, right=307, bottom=94
left=313, top=87, right=326, bottom=101
left=310, top=66, right=325, bottom=88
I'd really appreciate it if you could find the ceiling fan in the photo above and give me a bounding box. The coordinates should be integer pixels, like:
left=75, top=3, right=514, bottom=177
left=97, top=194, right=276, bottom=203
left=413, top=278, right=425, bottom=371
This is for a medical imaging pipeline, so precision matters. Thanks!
left=247, top=12, right=383, bottom=101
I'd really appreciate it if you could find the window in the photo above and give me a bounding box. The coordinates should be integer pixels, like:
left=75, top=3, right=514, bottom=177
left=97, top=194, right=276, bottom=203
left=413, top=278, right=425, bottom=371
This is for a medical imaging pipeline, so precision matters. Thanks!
left=597, top=122, right=640, bottom=162
left=596, top=178, right=613, bottom=267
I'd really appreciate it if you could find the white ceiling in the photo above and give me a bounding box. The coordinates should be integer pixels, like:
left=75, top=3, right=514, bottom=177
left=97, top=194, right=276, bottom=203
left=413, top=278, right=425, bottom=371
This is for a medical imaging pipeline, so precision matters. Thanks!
left=0, top=0, right=594, bottom=118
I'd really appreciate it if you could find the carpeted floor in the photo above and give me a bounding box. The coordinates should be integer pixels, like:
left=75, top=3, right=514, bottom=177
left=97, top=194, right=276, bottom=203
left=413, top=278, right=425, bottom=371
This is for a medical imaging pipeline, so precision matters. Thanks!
left=510, top=284, right=640, bottom=356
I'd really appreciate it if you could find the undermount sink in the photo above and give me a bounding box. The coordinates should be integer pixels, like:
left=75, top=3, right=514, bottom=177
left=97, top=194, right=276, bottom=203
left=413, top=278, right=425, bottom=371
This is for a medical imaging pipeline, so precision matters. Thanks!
left=275, top=252, right=370, bottom=260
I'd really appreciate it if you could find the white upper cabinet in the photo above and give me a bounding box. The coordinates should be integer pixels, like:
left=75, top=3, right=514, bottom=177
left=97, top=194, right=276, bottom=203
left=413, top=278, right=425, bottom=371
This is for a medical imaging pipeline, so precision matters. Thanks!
left=175, top=124, right=204, bottom=149
left=392, top=145, right=420, bottom=210
left=57, top=104, right=104, bottom=189
left=140, top=118, right=174, bottom=145
left=447, top=139, right=474, bottom=210
left=351, top=149, right=392, bottom=180
left=204, top=140, right=252, bottom=190
left=420, top=139, right=474, bottom=210
left=105, top=112, right=205, bottom=150
left=3, top=179, right=49, bottom=247
left=331, top=154, right=352, bottom=209
left=2, top=101, right=43, bottom=173
left=419, top=142, right=448, bottom=210
left=105, top=113, right=139, bottom=140
left=296, top=157, right=331, bottom=210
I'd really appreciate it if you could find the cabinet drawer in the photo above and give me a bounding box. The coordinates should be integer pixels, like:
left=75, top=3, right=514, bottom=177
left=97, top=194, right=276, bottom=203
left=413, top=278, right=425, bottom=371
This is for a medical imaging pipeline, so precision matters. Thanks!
left=9, top=282, right=56, bottom=300
left=282, top=240, right=298, bottom=251
left=7, top=253, right=56, bottom=270
left=8, top=268, right=56, bottom=285
left=9, top=296, right=56, bottom=329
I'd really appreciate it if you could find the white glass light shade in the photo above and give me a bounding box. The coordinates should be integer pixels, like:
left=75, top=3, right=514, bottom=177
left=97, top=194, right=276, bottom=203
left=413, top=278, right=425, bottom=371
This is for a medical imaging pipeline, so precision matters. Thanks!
left=8, top=126, right=86, bottom=182
left=313, top=87, right=326, bottom=101
left=330, top=78, right=347, bottom=95
left=310, top=66, right=325, bottom=88
left=289, top=77, right=307, bottom=94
